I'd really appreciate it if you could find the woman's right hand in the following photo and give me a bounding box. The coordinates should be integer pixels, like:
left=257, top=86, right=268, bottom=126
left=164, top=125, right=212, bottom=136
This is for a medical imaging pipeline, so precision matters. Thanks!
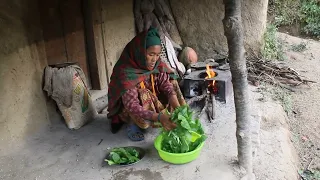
left=159, top=113, right=176, bottom=131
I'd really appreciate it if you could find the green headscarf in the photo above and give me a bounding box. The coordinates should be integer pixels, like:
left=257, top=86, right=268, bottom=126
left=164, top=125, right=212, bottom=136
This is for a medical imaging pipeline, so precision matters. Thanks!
left=146, top=27, right=161, bottom=48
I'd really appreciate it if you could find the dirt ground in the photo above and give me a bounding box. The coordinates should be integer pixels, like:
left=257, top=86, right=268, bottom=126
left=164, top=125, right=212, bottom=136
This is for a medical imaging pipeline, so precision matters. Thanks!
left=278, top=32, right=320, bottom=172
left=0, top=84, right=299, bottom=180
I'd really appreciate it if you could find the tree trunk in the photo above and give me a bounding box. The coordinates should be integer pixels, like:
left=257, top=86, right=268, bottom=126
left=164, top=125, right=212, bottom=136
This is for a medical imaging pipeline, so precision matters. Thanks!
left=223, top=0, right=253, bottom=178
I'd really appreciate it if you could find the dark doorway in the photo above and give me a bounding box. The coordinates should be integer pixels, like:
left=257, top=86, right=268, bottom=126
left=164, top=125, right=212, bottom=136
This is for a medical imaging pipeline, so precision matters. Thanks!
left=39, top=0, right=92, bottom=88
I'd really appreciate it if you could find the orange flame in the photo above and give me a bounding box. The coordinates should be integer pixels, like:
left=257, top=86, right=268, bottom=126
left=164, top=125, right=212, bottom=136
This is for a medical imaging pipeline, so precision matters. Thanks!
left=206, top=64, right=216, bottom=92
left=205, top=64, right=215, bottom=79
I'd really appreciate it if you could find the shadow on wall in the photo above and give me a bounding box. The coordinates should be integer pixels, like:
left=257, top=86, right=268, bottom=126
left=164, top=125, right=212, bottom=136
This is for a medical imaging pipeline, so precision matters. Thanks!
left=0, top=0, right=62, bottom=148
left=0, top=0, right=44, bottom=58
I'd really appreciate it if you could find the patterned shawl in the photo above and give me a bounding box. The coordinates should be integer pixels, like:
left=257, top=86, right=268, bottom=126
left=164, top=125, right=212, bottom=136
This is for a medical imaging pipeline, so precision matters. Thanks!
left=107, top=28, right=177, bottom=117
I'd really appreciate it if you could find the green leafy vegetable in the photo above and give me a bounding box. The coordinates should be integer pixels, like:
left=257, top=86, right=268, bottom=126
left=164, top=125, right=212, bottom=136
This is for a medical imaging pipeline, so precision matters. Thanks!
left=105, top=147, right=140, bottom=165
left=161, top=105, right=206, bottom=153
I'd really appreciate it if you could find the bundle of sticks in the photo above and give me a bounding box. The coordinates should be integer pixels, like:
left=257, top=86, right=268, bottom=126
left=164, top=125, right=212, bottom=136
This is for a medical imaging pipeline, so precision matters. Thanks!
left=247, top=58, right=316, bottom=91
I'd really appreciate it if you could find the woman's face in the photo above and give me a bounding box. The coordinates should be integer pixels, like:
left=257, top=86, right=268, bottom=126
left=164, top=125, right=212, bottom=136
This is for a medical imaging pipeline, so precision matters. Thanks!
left=146, top=45, right=161, bottom=70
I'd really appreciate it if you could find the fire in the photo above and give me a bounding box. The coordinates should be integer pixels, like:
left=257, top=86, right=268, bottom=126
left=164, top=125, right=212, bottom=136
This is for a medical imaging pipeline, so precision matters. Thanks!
left=205, top=64, right=215, bottom=79
left=206, top=64, right=216, bottom=94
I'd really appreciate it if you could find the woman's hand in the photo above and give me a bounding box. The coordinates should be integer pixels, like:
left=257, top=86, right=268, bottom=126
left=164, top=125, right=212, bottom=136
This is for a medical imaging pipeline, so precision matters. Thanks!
left=169, top=95, right=181, bottom=109
left=152, top=113, right=176, bottom=131
left=152, top=113, right=177, bottom=131
left=159, top=113, right=177, bottom=131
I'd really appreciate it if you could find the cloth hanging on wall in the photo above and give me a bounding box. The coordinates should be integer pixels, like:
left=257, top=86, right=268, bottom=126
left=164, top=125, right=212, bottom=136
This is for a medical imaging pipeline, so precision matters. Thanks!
left=134, top=0, right=183, bottom=49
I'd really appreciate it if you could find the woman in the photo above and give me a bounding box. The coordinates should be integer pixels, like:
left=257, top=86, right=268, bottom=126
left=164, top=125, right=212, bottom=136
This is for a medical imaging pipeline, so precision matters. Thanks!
left=107, top=27, right=186, bottom=141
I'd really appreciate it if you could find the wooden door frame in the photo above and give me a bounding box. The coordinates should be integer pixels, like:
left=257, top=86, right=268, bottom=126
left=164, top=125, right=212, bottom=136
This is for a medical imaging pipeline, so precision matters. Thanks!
left=82, top=0, right=108, bottom=90
left=39, top=0, right=107, bottom=90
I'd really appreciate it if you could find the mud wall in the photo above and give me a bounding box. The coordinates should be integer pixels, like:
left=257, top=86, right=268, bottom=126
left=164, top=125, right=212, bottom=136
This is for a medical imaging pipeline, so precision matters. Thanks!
left=170, top=0, right=268, bottom=60
left=101, top=0, right=136, bottom=79
left=0, top=0, right=51, bottom=152
left=0, top=0, right=137, bottom=152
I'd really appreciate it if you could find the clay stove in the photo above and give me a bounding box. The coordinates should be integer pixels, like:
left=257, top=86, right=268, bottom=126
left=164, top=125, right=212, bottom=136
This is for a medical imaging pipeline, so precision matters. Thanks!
left=183, top=63, right=232, bottom=103
left=182, top=62, right=232, bottom=122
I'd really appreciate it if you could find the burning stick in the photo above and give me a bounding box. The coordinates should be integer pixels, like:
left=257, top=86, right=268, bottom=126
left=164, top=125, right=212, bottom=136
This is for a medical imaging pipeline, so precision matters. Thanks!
left=187, top=65, right=217, bottom=122
left=198, top=92, right=215, bottom=122
left=206, top=65, right=216, bottom=122
left=199, top=93, right=210, bottom=121
left=210, top=94, right=216, bottom=121
left=186, top=94, right=207, bottom=106
left=199, top=65, right=218, bottom=122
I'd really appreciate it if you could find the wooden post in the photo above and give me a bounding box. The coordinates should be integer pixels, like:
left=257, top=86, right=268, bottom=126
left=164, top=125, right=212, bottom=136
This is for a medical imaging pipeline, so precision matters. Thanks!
left=82, top=0, right=109, bottom=90
left=83, top=0, right=101, bottom=89
left=223, top=0, right=253, bottom=179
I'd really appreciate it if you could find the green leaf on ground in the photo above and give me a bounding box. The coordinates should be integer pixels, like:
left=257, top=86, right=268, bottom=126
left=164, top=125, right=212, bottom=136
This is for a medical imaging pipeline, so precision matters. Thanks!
left=104, top=147, right=140, bottom=165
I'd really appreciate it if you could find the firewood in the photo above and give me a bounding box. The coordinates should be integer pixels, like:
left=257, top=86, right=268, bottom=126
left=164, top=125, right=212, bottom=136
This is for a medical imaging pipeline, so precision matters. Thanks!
left=186, top=94, right=207, bottom=106
left=275, top=77, right=300, bottom=85
left=210, top=94, right=216, bottom=121
left=199, top=94, right=210, bottom=120
left=246, top=58, right=316, bottom=88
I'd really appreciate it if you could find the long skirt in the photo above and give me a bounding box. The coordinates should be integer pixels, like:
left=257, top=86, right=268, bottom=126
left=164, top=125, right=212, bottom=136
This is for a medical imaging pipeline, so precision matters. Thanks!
left=118, top=80, right=185, bottom=129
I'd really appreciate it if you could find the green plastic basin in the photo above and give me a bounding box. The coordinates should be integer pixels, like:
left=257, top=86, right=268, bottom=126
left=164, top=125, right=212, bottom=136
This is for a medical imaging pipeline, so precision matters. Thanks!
left=154, top=131, right=205, bottom=164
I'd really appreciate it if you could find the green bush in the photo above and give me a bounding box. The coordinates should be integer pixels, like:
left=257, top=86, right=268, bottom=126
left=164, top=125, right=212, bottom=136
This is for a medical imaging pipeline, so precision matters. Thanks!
left=300, top=0, right=320, bottom=37
left=262, top=24, right=286, bottom=61
left=268, top=0, right=320, bottom=38
left=269, top=0, right=300, bottom=26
